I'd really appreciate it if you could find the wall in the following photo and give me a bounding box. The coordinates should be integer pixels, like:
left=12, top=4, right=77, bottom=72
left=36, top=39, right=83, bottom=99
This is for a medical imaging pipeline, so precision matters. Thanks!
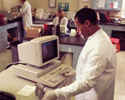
left=28, top=0, right=55, bottom=13
left=78, top=0, right=125, bottom=18
left=0, top=0, right=19, bottom=12
left=78, top=0, right=92, bottom=10
left=109, top=0, right=125, bottom=18
left=2, top=0, right=19, bottom=11
left=28, top=0, right=78, bottom=13
left=0, top=0, right=3, bottom=11
left=0, top=0, right=125, bottom=18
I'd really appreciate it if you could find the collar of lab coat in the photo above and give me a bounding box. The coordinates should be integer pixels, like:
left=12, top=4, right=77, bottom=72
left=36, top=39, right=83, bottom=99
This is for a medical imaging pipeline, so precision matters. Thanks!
left=24, top=0, right=28, bottom=5
left=88, top=27, right=102, bottom=40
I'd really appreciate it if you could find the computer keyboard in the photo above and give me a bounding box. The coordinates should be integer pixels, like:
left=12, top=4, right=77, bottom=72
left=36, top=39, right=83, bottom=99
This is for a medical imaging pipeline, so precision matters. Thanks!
left=48, top=72, right=65, bottom=84
left=38, top=64, right=71, bottom=87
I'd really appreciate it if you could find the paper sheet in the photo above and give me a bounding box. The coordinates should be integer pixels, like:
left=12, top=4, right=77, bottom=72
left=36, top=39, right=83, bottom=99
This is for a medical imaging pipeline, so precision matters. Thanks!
left=50, top=0, right=56, bottom=7
left=17, top=85, right=36, bottom=96
left=113, top=2, right=118, bottom=9
left=98, top=0, right=105, bottom=7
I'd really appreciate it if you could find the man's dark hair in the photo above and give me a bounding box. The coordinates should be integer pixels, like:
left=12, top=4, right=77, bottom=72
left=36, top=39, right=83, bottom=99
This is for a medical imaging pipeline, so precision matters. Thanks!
left=74, top=8, right=98, bottom=25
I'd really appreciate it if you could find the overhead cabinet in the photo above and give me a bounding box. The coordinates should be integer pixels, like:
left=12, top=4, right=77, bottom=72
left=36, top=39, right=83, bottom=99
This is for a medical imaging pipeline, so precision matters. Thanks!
left=92, top=0, right=123, bottom=10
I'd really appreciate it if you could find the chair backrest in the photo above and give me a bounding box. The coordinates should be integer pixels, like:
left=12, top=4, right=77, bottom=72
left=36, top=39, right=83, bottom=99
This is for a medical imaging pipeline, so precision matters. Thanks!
left=110, top=37, right=120, bottom=52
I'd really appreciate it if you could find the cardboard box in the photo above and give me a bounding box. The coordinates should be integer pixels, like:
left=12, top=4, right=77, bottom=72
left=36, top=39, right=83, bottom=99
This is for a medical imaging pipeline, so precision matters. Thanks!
left=25, top=25, right=43, bottom=38
left=121, top=18, right=125, bottom=24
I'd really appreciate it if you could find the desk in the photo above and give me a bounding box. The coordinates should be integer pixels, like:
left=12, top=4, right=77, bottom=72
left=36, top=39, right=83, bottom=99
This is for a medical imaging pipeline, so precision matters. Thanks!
left=59, top=36, right=87, bottom=69
left=0, top=66, right=72, bottom=100
left=0, top=66, right=37, bottom=100
left=0, top=22, right=19, bottom=52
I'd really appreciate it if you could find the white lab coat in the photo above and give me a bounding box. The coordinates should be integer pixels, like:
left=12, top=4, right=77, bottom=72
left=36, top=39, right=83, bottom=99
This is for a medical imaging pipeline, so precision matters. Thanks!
left=52, top=16, right=68, bottom=34
left=55, top=28, right=116, bottom=100
left=18, top=1, right=33, bottom=28
left=53, top=16, right=68, bottom=26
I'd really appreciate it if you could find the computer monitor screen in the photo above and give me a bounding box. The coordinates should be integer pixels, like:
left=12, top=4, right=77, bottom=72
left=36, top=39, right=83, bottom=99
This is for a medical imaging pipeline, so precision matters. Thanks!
left=42, top=40, right=57, bottom=63
left=18, top=36, right=59, bottom=67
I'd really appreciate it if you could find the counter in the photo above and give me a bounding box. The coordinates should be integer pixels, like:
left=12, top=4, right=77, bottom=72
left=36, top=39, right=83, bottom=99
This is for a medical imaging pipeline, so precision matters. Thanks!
left=0, top=22, right=18, bottom=52
left=17, top=36, right=87, bottom=69
left=69, top=22, right=125, bottom=28
left=69, top=22, right=125, bottom=38
left=99, top=22, right=125, bottom=26
left=0, top=17, right=23, bottom=52
left=59, top=36, right=87, bottom=68
left=59, top=36, right=87, bottom=46
left=33, top=19, right=52, bottom=24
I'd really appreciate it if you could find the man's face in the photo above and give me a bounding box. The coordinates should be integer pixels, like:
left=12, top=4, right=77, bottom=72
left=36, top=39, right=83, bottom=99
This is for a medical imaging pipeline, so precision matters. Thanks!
left=74, top=18, right=89, bottom=38
left=19, top=0, right=24, bottom=4
left=56, top=12, right=60, bottom=17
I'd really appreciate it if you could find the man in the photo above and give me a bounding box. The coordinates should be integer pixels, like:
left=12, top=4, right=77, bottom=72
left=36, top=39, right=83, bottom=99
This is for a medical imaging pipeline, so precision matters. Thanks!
left=7, top=0, right=32, bottom=49
left=52, top=10, right=68, bottom=36
left=53, top=10, right=68, bottom=26
left=18, top=0, right=32, bottom=28
left=42, top=8, right=116, bottom=100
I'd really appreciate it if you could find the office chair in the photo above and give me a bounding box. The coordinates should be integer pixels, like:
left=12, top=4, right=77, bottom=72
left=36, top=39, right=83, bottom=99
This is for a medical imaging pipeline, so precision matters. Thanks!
left=0, top=91, right=16, bottom=100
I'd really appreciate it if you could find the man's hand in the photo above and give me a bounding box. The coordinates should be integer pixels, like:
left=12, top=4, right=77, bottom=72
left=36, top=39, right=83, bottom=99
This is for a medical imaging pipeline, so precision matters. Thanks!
left=42, top=90, right=57, bottom=100
left=61, top=69, right=76, bottom=77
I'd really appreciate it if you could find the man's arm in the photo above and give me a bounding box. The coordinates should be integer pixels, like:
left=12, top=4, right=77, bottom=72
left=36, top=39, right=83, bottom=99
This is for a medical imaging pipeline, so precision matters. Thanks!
left=18, top=4, right=28, bottom=16
left=55, top=49, right=107, bottom=98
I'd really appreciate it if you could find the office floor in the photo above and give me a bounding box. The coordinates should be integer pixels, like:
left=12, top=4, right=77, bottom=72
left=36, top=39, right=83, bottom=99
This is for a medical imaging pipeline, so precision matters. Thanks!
left=0, top=49, right=12, bottom=71
left=0, top=50, right=125, bottom=100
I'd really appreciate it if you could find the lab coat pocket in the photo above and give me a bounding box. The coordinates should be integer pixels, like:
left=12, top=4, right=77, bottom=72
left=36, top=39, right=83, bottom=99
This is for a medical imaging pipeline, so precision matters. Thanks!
left=78, top=50, right=87, bottom=63
left=77, top=52, right=87, bottom=72
left=84, top=88, right=98, bottom=100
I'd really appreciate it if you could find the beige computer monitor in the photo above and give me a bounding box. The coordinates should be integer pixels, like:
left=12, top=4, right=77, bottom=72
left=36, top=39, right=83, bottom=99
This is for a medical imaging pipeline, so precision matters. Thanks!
left=18, top=36, right=59, bottom=67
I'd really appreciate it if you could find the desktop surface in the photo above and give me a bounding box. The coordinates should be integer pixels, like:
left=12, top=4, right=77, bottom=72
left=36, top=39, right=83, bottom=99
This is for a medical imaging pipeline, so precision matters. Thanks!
left=13, top=60, right=72, bottom=88
left=23, top=36, right=87, bottom=46
left=0, top=66, right=38, bottom=100
left=0, top=66, right=72, bottom=100
left=59, top=36, right=87, bottom=46
left=33, top=19, right=52, bottom=24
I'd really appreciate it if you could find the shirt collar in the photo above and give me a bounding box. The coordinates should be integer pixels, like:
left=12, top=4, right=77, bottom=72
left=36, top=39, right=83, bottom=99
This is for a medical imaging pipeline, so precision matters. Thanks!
left=24, top=1, right=27, bottom=4
left=88, top=27, right=102, bottom=40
